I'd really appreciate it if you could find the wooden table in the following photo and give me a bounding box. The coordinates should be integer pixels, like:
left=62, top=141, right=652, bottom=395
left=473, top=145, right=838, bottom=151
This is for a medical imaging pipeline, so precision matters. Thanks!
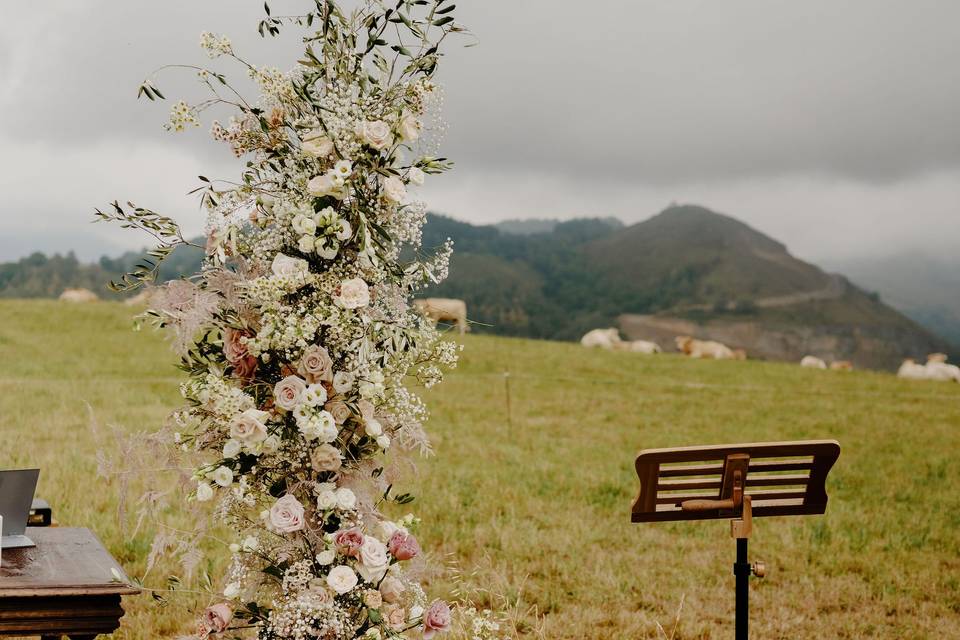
left=0, top=528, right=139, bottom=639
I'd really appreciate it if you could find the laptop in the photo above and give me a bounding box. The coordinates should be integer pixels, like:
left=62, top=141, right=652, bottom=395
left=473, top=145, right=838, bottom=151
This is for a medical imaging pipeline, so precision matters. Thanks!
left=0, top=469, right=40, bottom=549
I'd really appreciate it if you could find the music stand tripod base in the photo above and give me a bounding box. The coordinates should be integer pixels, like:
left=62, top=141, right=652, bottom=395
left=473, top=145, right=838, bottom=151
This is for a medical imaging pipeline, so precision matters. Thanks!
left=631, top=440, right=840, bottom=640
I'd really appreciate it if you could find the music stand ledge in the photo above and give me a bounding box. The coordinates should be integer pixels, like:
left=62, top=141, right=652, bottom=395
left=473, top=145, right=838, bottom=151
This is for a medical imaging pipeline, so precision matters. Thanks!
left=631, top=439, right=840, bottom=640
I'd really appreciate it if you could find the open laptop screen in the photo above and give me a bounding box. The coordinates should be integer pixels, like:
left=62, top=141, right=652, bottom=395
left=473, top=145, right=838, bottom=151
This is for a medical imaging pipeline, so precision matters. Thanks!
left=0, top=469, right=40, bottom=536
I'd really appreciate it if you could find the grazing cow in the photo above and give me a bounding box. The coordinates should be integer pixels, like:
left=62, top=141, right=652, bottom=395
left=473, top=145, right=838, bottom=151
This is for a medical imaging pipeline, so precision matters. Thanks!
left=674, top=336, right=735, bottom=360
left=800, top=355, right=827, bottom=369
left=124, top=289, right=155, bottom=306
left=732, top=348, right=747, bottom=361
left=59, top=288, right=99, bottom=303
left=830, top=360, right=853, bottom=371
left=581, top=328, right=623, bottom=350
left=623, top=340, right=661, bottom=354
left=925, top=354, right=960, bottom=382
left=413, top=298, right=468, bottom=334
left=897, top=359, right=929, bottom=380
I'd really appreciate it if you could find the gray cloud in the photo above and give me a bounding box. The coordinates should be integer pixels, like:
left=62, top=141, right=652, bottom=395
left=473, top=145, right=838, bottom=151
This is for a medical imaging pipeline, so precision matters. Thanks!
left=0, top=0, right=957, bottom=263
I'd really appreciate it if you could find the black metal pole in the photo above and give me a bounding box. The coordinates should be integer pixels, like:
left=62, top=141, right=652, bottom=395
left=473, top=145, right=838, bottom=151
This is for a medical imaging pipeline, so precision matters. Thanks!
left=734, top=537, right=750, bottom=640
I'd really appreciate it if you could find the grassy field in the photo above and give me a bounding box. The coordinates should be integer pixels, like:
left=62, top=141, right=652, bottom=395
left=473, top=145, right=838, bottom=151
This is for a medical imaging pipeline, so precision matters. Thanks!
left=1, top=299, right=959, bottom=639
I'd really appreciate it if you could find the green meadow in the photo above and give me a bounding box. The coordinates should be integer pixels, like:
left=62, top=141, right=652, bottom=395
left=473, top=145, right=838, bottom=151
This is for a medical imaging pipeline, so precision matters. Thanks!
left=1, top=299, right=958, bottom=639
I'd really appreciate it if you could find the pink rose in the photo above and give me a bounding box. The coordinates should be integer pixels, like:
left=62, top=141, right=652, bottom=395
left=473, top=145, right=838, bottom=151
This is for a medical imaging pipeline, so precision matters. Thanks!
left=423, top=600, right=451, bottom=639
left=202, top=603, right=233, bottom=634
left=387, top=531, right=420, bottom=561
left=269, top=494, right=305, bottom=533
left=298, top=345, right=334, bottom=383
left=273, top=375, right=307, bottom=411
left=383, top=604, right=407, bottom=630
left=223, top=329, right=250, bottom=364
left=232, top=355, right=258, bottom=381
left=334, top=527, right=364, bottom=558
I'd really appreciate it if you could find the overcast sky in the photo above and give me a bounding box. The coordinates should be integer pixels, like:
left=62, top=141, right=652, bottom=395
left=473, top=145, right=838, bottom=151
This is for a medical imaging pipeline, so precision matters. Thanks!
left=1, top=0, right=958, bottom=264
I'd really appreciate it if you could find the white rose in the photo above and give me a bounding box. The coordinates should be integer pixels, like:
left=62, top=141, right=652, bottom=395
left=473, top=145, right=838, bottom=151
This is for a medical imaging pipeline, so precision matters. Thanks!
left=307, top=174, right=343, bottom=199
left=196, top=481, right=214, bottom=502
left=274, top=375, right=308, bottom=412
left=397, top=113, right=422, bottom=142
left=262, top=434, right=281, bottom=454
left=408, top=166, right=425, bottom=186
left=229, top=409, right=270, bottom=445
left=269, top=494, right=305, bottom=533
left=381, top=176, right=407, bottom=203
left=271, top=253, right=309, bottom=279
left=409, top=604, right=424, bottom=620
left=242, top=536, right=259, bottom=551
left=222, top=439, right=241, bottom=459
left=316, top=549, right=336, bottom=565
left=326, top=565, right=358, bottom=595
left=292, top=214, right=317, bottom=235
left=301, top=130, right=334, bottom=158
left=223, top=581, right=241, bottom=599
left=210, top=466, right=234, bottom=487
left=357, top=120, right=392, bottom=150
left=364, top=418, right=383, bottom=437
left=317, top=490, right=338, bottom=510
left=376, top=434, right=391, bottom=450
left=335, top=219, right=352, bottom=241
left=335, top=277, right=370, bottom=309
left=357, top=536, right=390, bottom=583
left=298, top=235, right=316, bottom=254
left=332, top=371, right=354, bottom=393
left=335, top=487, right=357, bottom=511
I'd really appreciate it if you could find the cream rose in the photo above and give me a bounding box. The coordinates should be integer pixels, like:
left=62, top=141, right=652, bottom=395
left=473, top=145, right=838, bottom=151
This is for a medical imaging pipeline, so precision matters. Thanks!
left=397, top=113, right=422, bottom=142
left=335, top=487, right=357, bottom=510
left=381, top=176, right=407, bottom=203
left=310, top=443, right=343, bottom=472
left=408, top=166, right=425, bottom=186
left=196, top=481, right=214, bottom=502
left=307, top=174, right=343, bottom=199
left=357, top=120, right=392, bottom=150
left=335, top=278, right=370, bottom=309
left=298, top=344, right=334, bottom=383
left=229, top=409, right=270, bottom=445
left=271, top=253, right=309, bottom=279
left=326, top=565, right=358, bottom=595
left=301, top=131, right=334, bottom=158
left=325, top=399, right=352, bottom=424
left=274, top=375, right=307, bottom=411
left=379, top=576, right=406, bottom=604
left=210, top=466, right=234, bottom=487
left=269, top=494, right=305, bottom=533
left=356, top=535, right=390, bottom=583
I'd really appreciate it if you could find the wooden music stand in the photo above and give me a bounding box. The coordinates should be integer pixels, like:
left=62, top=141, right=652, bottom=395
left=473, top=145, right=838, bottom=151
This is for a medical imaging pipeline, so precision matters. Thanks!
left=631, top=440, right=840, bottom=640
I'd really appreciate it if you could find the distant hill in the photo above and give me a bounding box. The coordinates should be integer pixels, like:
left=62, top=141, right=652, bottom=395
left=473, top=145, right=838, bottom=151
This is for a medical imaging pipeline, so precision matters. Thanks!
left=494, top=217, right=623, bottom=236
left=1, top=205, right=953, bottom=368
left=422, top=205, right=955, bottom=368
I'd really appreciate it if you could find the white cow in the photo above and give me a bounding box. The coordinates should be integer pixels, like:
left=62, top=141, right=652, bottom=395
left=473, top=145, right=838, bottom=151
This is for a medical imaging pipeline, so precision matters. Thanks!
left=623, top=339, right=662, bottom=354
left=800, top=355, right=827, bottom=369
left=581, top=328, right=623, bottom=350
left=925, top=354, right=960, bottom=382
left=675, top=335, right=735, bottom=360
left=59, top=288, right=99, bottom=303
left=897, top=359, right=929, bottom=380
left=413, top=298, right=468, bottom=334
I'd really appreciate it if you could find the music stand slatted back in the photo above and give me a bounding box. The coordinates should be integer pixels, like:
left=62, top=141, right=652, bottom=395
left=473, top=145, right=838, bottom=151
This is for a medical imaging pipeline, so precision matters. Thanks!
left=632, top=440, right=840, bottom=523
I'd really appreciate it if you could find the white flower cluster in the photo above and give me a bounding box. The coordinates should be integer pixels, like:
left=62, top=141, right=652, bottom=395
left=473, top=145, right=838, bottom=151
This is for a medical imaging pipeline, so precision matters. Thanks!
left=168, top=100, right=200, bottom=132
left=200, top=31, right=233, bottom=58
